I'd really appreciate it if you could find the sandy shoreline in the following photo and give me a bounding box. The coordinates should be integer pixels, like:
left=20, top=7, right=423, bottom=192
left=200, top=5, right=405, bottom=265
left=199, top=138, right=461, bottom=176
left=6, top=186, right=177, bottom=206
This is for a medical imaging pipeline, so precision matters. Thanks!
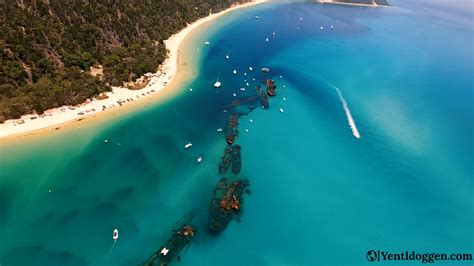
left=0, top=0, right=266, bottom=142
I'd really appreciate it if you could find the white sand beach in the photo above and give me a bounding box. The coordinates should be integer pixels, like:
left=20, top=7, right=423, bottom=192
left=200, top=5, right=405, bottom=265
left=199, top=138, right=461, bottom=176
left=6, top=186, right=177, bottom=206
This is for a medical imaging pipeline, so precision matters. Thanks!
left=0, top=0, right=267, bottom=140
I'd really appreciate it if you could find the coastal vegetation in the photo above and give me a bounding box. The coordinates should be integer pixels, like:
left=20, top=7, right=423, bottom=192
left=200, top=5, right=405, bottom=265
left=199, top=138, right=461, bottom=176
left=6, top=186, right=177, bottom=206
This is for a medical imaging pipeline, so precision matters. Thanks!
left=0, top=0, right=250, bottom=122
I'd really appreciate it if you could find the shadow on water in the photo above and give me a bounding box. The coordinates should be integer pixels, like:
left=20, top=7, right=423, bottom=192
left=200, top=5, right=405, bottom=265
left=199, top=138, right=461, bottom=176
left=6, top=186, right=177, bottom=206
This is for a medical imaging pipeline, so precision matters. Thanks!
left=0, top=183, right=17, bottom=226
left=2, top=246, right=87, bottom=266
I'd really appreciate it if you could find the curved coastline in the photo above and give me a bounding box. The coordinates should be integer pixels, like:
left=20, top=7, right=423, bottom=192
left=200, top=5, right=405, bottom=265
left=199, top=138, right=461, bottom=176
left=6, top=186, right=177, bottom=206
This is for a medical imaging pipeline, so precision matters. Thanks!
left=0, top=0, right=267, bottom=143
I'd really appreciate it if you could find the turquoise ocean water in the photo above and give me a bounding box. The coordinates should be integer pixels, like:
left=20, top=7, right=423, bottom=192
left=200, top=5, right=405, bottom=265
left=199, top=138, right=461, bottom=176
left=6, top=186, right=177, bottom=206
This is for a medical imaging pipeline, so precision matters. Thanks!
left=0, top=1, right=473, bottom=265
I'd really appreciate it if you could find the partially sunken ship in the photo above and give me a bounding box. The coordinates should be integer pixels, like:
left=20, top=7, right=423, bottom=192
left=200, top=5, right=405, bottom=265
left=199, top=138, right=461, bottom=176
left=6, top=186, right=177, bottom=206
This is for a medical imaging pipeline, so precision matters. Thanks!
left=218, top=145, right=233, bottom=174
left=231, top=145, right=241, bottom=175
left=225, top=113, right=239, bottom=145
left=144, top=210, right=198, bottom=266
left=256, top=85, right=269, bottom=108
left=218, top=144, right=242, bottom=175
left=266, top=79, right=277, bottom=97
left=209, top=178, right=250, bottom=233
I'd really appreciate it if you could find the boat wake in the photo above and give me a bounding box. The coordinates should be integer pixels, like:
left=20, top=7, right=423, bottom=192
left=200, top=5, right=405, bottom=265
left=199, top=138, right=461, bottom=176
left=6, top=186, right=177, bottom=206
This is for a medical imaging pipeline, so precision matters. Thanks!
left=322, top=80, right=360, bottom=139
left=107, top=239, right=117, bottom=260
left=334, top=86, right=360, bottom=139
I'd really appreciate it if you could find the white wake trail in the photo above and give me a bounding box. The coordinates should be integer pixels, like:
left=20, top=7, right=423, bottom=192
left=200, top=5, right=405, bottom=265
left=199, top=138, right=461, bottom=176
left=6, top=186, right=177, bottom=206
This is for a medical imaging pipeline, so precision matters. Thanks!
left=108, top=239, right=117, bottom=260
left=333, top=86, right=361, bottom=139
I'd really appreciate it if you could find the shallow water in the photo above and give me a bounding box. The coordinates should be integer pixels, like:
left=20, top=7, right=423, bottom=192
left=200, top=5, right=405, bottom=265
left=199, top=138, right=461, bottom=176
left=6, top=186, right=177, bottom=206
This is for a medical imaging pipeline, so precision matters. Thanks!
left=0, top=1, right=473, bottom=265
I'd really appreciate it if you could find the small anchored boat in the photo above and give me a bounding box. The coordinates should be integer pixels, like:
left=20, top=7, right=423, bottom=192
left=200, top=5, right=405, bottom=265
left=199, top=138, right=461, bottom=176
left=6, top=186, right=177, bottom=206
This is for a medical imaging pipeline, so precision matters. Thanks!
left=184, top=142, right=192, bottom=149
left=113, top=229, right=119, bottom=241
left=214, top=73, right=221, bottom=88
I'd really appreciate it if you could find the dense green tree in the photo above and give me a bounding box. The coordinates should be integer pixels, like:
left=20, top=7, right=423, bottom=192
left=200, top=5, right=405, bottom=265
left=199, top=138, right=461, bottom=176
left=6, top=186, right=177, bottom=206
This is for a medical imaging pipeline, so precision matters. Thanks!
left=0, top=0, right=250, bottom=122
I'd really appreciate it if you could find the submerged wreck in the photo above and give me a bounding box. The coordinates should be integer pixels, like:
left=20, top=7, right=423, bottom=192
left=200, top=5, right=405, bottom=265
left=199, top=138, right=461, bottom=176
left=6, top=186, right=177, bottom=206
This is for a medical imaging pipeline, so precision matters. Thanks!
left=256, top=85, right=269, bottom=108
left=209, top=178, right=250, bottom=233
left=218, top=144, right=242, bottom=175
left=144, top=210, right=198, bottom=266
left=218, top=145, right=233, bottom=174
left=225, top=113, right=239, bottom=145
left=231, top=145, right=241, bottom=175
left=266, top=79, right=277, bottom=97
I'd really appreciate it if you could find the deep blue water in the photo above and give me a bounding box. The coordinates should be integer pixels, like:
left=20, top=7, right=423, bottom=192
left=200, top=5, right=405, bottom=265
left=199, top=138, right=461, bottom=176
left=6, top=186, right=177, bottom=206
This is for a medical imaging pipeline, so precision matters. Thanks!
left=0, top=1, right=472, bottom=265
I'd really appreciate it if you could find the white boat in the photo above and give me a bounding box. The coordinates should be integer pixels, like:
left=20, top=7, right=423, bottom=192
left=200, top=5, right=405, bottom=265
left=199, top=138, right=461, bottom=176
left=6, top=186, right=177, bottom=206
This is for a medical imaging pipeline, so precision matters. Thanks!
left=261, top=67, right=270, bottom=73
left=246, top=82, right=249, bottom=86
left=184, top=142, right=193, bottom=149
left=240, top=88, right=246, bottom=91
left=160, top=247, right=170, bottom=256
left=249, top=119, right=254, bottom=123
left=217, top=128, right=223, bottom=132
left=249, top=66, right=253, bottom=71
left=265, top=37, right=269, bottom=42
left=273, top=32, right=276, bottom=36
left=204, top=41, right=210, bottom=45
left=233, top=93, right=237, bottom=97
left=245, top=129, right=249, bottom=133
left=320, top=26, right=324, bottom=30
left=197, top=156, right=203, bottom=163
left=214, top=73, right=221, bottom=88
left=244, top=72, right=247, bottom=76
left=280, top=108, right=284, bottom=113
left=233, top=69, right=237, bottom=74
left=254, top=15, right=260, bottom=19
left=225, top=54, right=230, bottom=59
left=113, top=229, right=119, bottom=240
left=283, top=97, right=287, bottom=101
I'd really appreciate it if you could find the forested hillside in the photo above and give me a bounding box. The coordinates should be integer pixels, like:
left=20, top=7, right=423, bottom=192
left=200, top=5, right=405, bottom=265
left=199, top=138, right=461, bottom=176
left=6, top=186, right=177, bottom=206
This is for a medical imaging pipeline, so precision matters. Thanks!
left=0, top=0, right=250, bottom=122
